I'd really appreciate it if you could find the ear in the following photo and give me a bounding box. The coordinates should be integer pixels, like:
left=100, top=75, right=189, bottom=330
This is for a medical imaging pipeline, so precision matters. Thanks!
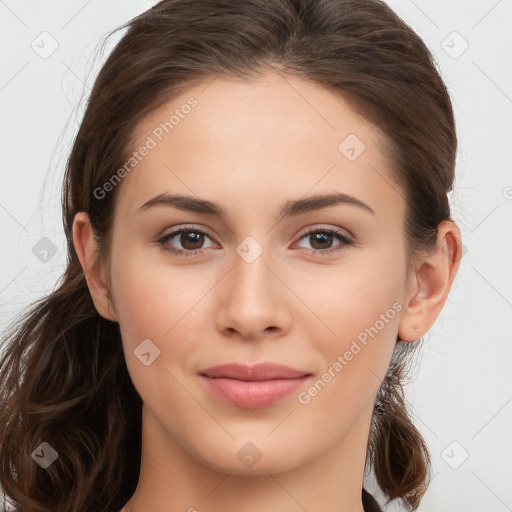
left=72, top=212, right=118, bottom=322
left=398, top=220, right=462, bottom=342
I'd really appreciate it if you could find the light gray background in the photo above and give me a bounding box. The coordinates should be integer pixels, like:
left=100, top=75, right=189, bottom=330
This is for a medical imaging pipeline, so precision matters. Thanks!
left=1, top=1, right=511, bottom=511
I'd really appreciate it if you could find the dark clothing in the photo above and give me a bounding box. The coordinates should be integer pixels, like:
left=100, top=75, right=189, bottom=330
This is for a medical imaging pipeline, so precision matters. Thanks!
left=363, top=487, right=383, bottom=512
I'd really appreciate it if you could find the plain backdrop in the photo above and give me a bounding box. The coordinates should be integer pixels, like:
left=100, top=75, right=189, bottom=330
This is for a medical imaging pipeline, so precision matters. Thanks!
left=0, top=1, right=511, bottom=511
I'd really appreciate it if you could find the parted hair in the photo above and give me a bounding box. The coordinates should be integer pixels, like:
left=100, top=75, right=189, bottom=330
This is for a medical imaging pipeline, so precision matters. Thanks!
left=0, top=0, right=456, bottom=510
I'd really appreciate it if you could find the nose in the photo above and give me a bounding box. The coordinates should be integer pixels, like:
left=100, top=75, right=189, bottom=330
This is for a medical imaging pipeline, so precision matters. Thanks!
left=214, top=245, right=292, bottom=341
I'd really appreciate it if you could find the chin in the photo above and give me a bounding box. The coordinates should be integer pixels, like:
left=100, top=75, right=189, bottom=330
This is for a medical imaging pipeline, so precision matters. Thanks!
left=192, top=436, right=312, bottom=476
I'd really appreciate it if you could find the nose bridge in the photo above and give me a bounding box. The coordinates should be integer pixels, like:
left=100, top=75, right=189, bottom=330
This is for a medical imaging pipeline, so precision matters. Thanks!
left=231, top=239, right=277, bottom=309
left=216, top=238, right=289, bottom=337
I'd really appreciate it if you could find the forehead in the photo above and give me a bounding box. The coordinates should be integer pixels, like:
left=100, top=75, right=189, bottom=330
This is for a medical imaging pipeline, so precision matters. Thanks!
left=132, top=71, right=383, bottom=150
left=115, top=71, right=402, bottom=223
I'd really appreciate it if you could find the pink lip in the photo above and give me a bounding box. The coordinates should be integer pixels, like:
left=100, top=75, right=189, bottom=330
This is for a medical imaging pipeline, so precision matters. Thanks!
left=199, top=363, right=312, bottom=409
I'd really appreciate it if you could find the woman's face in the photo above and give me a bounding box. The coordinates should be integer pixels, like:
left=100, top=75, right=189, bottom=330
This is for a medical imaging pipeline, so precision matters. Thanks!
left=106, top=71, right=414, bottom=475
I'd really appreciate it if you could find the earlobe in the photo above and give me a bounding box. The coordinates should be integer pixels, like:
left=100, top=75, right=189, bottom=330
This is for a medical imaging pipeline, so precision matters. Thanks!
left=72, top=212, right=118, bottom=322
left=398, top=220, right=462, bottom=342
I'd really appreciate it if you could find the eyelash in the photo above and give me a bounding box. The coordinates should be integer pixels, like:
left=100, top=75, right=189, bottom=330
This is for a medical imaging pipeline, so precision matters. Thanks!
left=156, top=224, right=354, bottom=258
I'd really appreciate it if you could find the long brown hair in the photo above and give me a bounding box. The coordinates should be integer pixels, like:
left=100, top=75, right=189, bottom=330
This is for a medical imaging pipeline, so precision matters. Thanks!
left=0, top=1, right=456, bottom=510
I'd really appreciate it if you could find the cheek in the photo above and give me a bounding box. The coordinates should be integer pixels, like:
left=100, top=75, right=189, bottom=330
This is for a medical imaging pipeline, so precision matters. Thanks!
left=111, top=267, right=169, bottom=339
left=299, top=252, right=405, bottom=399
left=109, top=252, right=207, bottom=398
left=109, top=248, right=217, bottom=367
left=110, top=239, right=203, bottom=333
left=306, top=252, right=404, bottom=340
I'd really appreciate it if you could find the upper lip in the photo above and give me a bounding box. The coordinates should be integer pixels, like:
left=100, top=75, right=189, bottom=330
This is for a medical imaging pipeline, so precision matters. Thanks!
left=199, top=363, right=311, bottom=381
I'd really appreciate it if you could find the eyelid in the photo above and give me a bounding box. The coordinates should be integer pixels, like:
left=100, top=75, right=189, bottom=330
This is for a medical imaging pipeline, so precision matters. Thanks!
left=158, top=223, right=217, bottom=240
left=294, top=223, right=354, bottom=242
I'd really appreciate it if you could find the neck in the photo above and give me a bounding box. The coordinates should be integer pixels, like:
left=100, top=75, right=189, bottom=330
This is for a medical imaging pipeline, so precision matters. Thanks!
left=121, top=405, right=373, bottom=512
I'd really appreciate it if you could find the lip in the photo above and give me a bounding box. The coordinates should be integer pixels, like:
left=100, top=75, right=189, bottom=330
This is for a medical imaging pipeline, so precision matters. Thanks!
left=200, top=362, right=310, bottom=380
left=199, top=363, right=312, bottom=409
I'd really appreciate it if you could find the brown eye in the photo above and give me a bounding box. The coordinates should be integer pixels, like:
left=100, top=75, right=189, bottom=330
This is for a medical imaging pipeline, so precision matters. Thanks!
left=156, top=226, right=217, bottom=257
left=309, top=231, right=335, bottom=250
left=178, top=230, right=205, bottom=250
left=295, top=227, right=353, bottom=255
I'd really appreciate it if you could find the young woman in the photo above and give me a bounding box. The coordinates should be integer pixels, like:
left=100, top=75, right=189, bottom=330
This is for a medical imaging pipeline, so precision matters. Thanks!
left=0, top=1, right=462, bottom=511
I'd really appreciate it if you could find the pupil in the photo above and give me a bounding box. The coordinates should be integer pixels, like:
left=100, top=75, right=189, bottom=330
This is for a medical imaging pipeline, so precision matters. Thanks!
left=182, top=231, right=203, bottom=249
left=312, top=232, right=332, bottom=249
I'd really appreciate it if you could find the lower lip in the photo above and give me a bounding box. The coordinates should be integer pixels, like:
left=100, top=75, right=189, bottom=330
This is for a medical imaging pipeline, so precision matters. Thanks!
left=200, top=375, right=311, bottom=409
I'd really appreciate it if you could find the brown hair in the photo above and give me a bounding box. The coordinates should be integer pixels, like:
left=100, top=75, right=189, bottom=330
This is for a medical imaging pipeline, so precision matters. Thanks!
left=0, top=0, right=456, bottom=510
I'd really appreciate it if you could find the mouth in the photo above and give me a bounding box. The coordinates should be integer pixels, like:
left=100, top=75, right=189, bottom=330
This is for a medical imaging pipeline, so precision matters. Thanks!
left=198, top=362, right=312, bottom=409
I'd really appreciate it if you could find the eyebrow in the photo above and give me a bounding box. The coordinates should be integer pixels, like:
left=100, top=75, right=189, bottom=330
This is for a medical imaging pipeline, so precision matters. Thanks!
left=138, top=191, right=375, bottom=219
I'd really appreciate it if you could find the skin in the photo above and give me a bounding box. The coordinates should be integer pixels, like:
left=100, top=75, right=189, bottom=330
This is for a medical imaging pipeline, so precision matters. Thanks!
left=73, top=70, right=461, bottom=512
